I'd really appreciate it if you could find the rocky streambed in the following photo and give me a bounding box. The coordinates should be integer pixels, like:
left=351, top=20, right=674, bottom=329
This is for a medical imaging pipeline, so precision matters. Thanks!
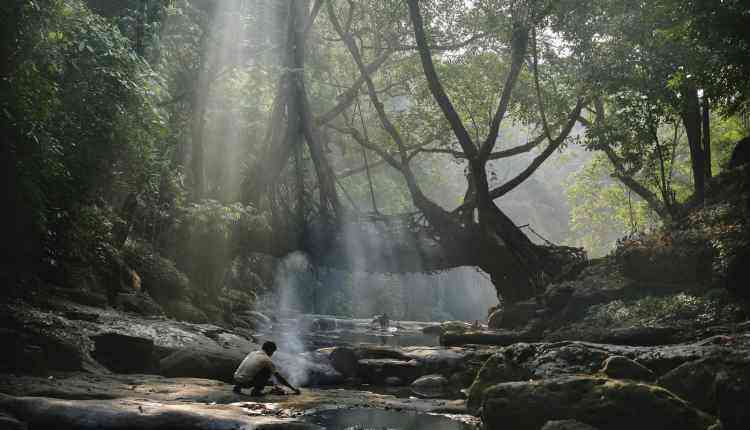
left=1, top=294, right=749, bottom=429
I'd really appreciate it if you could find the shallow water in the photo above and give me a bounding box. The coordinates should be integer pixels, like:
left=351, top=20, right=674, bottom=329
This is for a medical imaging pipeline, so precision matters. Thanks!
left=303, top=408, right=477, bottom=430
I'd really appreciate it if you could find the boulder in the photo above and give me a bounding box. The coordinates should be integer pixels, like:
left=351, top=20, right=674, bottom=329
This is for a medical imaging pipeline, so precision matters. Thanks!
left=617, top=237, right=713, bottom=286
left=273, top=351, right=344, bottom=387
left=329, top=347, right=358, bottom=378
left=541, top=420, right=599, bottom=430
left=481, top=376, right=717, bottom=430
left=728, top=136, right=750, bottom=168
left=411, top=374, right=451, bottom=398
left=0, top=412, right=26, bottom=430
left=92, top=333, right=156, bottom=374
left=162, top=300, right=209, bottom=324
left=467, top=353, right=530, bottom=411
left=600, top=355, right=654, bottom=381
left=488, top=300, right=540, bottom=329
left=385, top=376, right=403, bottom=386
left=658, top=355, right=750, bottom=430
left=245, top=311, right=272, bottom=328
left=600, top=326, right=679, bottom=346
left=113, top=292, right=164, bottom=317
left=357, top=359, right=423, bottom=385
left=159, top=347, right=246, bottom=382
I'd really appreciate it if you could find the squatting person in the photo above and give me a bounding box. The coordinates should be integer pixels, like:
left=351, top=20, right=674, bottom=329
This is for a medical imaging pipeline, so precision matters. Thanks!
left=233, top=341, right=301, bottom=396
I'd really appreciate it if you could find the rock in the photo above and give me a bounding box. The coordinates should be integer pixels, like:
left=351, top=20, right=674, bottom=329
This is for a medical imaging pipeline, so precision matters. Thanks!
left=0, top=412, right=27, bottom=430
left=467, top=352, right=530, bottom=411
left=541, top=420, right=599, bottom=430
left=658, top=355, right=750, bottom=430
left=544, top=284, right=575, bottom=313
left=488, top=300, right=540, bottom=329
left=122, top=241, right=191, bottom=303
left=481, top=375, right=717, bottom=430
left=600, top=355, right=654, bottom=381
left=403, top=347, right=466, bottom=374
left=113, top=292, right=164, bottom=317
left=159, top=347, right=247, bottom=382
left=411, top=374, right=450, bottom=398
left=329, top=347, right=358, bottom=378
left=441, top=321, right=473, bottom=333
left=385, top=376, right=403, bottom=386
left=311, top=318, right=337, bottom=331
left=440, top=329, right=534, bottom=347
left=617, top=236, right=713, bottom=286
left=550, top=262, right=629, bottom=321
left=354, top=345, right=410, bottom=361
left=0, top=394, right=317, bottom=430
left=729, top=136, right=750, bottom=168
left=357, top=359, right=423, bottom=385
left=50, top=287, right=109, bottom=308
left=273, top=351, right=344, bottom=387
left=487, top=309, right=503, bottom=329
left=162, top=300, right=209, bottom=323
left=245, top=311, right=272, bottom=328
left=91, top=333, right=156, bottom=374
left=601, top=326, right=679, bottom=346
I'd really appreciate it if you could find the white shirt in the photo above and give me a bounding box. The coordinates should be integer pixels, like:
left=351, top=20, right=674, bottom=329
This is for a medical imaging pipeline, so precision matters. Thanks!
left=234, top=350, right=275, bottom=383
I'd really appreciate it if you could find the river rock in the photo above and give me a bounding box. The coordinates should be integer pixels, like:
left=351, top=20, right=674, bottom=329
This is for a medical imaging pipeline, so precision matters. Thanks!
left=489, top=300, right=541, bottom=329
left=357, top=359, right=423, bottom=385
left=467, top=352, right=530, bottom=411
left=411, top=374, right=450, bottom=398
left=159, top=347, right=247, bottom=382
left=541, top=420, right=599, bottom=430
left=440, top=329, right=533, bottom=347
left=92, top=332, right=156, bottom=374
left=0, top=394, right=317, bottom=430
left=481, top=375, right=717, bottom=430
left=161, top=300, right=209, bottom=324
left=600, top=326, right=679, bottom=346
left=0, top=412, right=27, bottom=430
left=113, top=292, right=164, bottom=317
left=273, top=351, right=344, bottom=387
left=658, top=354, right=750, bottom=430
left=328, top=346, right=358, bottom=378
left=600, top=355, right=654, bottom=381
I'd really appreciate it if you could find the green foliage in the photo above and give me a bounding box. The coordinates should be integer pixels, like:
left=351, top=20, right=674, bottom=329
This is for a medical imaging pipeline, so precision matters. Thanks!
left=584, top=292, right=741, bottom=328
left=122, top=239, right=189, bottom=302
left=173, top=200, right=268, bottom=300
left=2, top=0, right=169, bottom=277
left=564, top=154, right=659, bottom=257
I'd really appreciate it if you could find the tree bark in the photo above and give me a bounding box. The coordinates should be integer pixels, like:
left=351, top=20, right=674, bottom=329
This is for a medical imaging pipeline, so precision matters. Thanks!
left=681, top=85, right=705, bottom=204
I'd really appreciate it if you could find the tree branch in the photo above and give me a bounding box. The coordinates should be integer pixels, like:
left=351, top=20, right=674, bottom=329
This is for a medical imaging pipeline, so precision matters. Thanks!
left=406, top=0, right=476, bottom=159
left=479, top=22, right=528, bottom=158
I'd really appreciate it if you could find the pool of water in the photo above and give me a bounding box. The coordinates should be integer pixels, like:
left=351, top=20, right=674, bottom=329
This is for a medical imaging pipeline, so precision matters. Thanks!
left=303, top=408, right=477, bottom=430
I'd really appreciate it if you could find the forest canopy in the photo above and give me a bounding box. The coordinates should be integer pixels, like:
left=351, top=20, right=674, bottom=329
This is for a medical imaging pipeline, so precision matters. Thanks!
left=1, top=0, right=748, bottom=309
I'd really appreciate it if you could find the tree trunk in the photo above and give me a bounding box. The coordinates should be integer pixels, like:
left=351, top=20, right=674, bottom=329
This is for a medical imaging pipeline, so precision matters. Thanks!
left=681, top=85, right=705, bottom=204
left=702, top=96, right=711, bottom=178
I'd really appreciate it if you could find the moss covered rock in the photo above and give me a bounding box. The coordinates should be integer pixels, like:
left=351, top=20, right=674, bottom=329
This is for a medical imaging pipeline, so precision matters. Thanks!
left=481, top=375, right=717, bottom=430
left=467, top=352, right=530, bottom=412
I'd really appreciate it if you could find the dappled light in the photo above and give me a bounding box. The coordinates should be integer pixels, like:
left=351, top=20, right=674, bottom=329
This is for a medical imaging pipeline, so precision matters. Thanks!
left=1, top=1, right=750, bottom=429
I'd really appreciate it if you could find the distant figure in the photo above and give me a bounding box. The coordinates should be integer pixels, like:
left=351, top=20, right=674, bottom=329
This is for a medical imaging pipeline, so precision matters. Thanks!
left=370, top=313, right=390, bottom=330
left=233, top=341, right=300, bottom=396
left=729, top=136, right=750, bottom=169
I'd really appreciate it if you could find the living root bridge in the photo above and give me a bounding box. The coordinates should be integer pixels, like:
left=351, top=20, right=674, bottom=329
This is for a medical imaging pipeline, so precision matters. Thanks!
left=302, top=213, right=511, bottom=274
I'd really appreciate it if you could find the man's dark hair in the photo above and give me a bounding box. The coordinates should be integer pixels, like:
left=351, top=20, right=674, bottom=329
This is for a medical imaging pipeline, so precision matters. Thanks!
left=261, top=341, right=277, bottom=354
